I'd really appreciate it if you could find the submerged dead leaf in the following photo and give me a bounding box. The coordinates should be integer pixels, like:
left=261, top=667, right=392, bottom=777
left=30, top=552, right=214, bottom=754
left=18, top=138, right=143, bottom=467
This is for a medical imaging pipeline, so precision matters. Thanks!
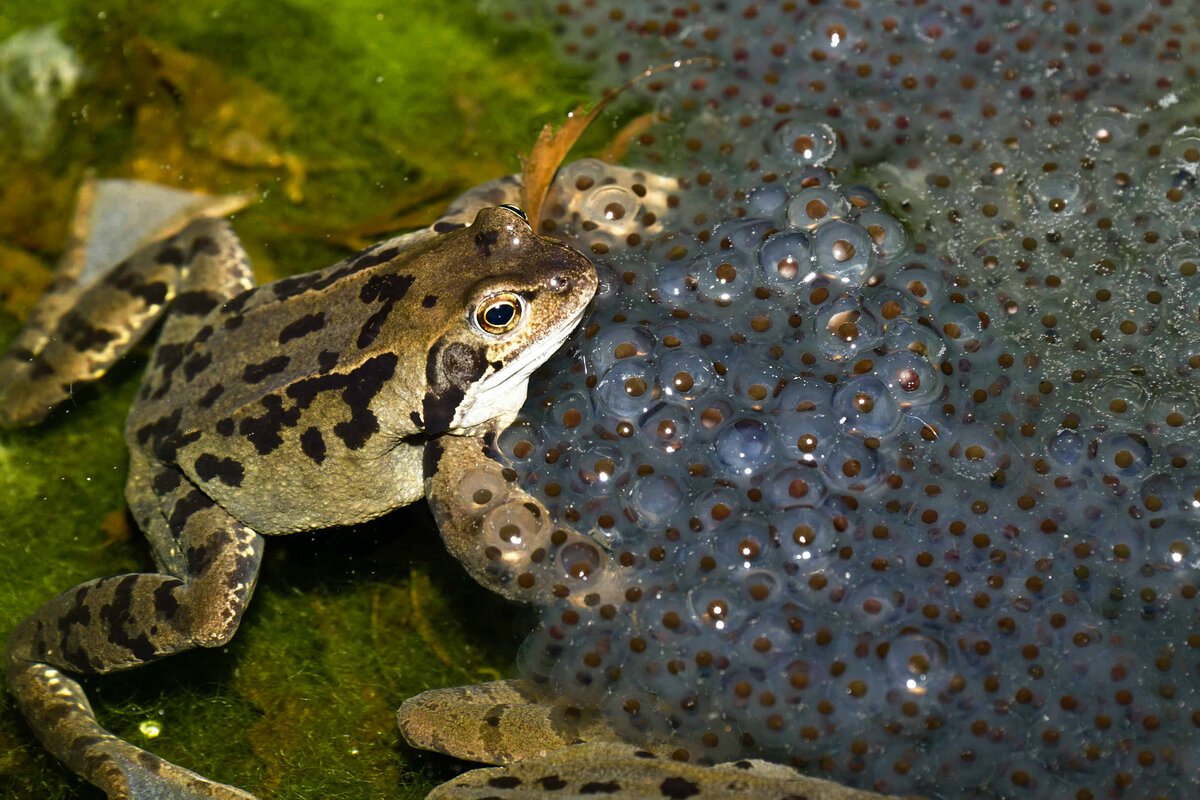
left=122, top=37, right=305, bottom=202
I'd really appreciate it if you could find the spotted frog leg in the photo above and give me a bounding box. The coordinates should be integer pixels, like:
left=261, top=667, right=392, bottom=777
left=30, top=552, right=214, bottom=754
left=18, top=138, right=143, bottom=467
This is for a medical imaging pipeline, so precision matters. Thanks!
left=4, top=185, right=264, bottom=799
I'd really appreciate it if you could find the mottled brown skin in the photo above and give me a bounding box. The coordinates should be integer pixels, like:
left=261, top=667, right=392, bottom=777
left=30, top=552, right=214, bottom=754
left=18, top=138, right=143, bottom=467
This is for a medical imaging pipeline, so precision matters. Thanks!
left=1, top=190, right=596, bottom=800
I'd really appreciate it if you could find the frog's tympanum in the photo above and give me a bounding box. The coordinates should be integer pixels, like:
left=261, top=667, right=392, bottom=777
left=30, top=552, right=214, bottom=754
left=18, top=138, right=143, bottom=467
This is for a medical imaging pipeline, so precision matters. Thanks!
left=0, top=180, right=596, bottom=800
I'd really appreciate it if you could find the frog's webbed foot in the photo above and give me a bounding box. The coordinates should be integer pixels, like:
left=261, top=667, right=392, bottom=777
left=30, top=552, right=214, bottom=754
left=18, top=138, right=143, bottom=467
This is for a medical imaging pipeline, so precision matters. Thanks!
left=0, top=179, right=250, bottom=427
left=10, top=662, right=258, bottom=800
left=398, top=678, right=623, bottom=766
left=419, top=739, right=918, bottom=800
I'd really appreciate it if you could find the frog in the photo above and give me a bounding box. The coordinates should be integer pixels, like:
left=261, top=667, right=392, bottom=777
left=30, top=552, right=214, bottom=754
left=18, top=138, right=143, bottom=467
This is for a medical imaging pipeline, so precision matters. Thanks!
left=0, top=174, right=597, bottom=800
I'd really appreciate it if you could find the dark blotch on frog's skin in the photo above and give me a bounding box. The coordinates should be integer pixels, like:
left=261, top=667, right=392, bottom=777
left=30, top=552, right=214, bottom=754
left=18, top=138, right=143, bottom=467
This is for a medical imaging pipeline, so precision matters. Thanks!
left=59, top=312, right=116, bottom=352
left=193, top=453, right=245, bottom=487
left=155, top=245, right=187, bottom=266
left=487, top=776, right=522, bottom=789
left=317, top=350, right=339, bottom=374
left=658, top=777, right=700, bottom=799
left=215, top=417, right=235, bottom=436
left=422, top=437, right=444, bottom=480
left=299, top=427, right=326, bottom=465
left=242, top=355, right=292, bottom=384
left=182, top=352, right=212, bottom=381
left=152, top=469, right=182, bottom=495
left=278, top=311, right=327, bottom=345
left=422, top=341, right=487, bottom=433
left=98, top=575, right=157, bottom=661
left=434, top=221, right=466, bottom=233
left=197, top=383, right=224, bottom=409
left=124, top=281, right=170, bottom=307
left=357, top=272, right=415, bottom=349
left=173, top=290, right=221, bottom=316
left=475, top=229, right=499, bottom=257
left=580, top=781, right=622, bottom=794
left=423, top=294, right=438, bottom=308
left=238, top=395, right=300, bottom=456
left=168, top=490, right=214, bottom=537
left=538, top=776, right=568, bottom=790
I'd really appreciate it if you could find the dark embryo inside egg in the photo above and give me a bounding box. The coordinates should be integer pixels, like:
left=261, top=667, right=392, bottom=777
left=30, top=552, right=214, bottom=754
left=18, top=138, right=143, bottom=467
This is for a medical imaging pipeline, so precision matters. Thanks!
left=495, top=3, right=1200, bottom=799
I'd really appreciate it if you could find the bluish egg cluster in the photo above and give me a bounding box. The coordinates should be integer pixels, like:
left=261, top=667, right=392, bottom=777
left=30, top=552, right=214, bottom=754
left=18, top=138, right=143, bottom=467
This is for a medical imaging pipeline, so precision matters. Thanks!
left=487, top=3, right=1200, bottom=798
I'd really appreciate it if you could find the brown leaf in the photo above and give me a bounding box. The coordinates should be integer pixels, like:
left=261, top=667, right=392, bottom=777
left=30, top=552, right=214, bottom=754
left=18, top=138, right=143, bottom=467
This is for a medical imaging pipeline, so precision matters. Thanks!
left=520, top=58, right=717, bottom=227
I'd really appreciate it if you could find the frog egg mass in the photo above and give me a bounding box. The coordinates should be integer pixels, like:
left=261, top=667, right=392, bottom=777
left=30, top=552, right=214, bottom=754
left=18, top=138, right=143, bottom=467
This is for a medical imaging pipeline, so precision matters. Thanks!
left=475, top=2, right=1200, bottom=798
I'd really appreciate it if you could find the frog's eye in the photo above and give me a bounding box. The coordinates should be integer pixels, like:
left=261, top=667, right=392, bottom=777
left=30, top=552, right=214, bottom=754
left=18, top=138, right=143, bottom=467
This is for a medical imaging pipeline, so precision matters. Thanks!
left=474, top=292, right=524, bottom=336
left=497, top=204, right=528, bottom=221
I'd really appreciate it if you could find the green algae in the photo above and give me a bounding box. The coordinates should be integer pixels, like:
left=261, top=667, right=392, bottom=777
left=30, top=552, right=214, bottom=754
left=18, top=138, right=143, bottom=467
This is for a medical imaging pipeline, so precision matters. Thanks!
left=0, top=2, right=594, bottom=797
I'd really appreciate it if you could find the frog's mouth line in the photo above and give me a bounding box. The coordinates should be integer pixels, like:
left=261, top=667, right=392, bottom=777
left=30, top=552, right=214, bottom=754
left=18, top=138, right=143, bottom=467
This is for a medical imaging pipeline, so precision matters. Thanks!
left=454, top=303, right=591, bottom=432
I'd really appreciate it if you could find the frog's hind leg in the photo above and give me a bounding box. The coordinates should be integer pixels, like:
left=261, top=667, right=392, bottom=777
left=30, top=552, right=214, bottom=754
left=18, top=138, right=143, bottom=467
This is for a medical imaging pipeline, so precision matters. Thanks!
left=0, top=180, right=250, bottom=427
left=6, top=459, right=264, bottom=800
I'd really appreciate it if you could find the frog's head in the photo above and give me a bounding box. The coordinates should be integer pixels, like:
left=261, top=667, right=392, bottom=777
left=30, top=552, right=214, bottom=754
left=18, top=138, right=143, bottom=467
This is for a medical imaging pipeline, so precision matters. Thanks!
left=422, top=205, right=596, bottom=435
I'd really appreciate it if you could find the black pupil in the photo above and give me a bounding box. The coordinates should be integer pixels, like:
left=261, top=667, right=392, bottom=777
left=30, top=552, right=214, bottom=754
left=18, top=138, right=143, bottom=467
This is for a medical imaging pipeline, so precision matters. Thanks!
left=484, top=302, right=515, bottom=327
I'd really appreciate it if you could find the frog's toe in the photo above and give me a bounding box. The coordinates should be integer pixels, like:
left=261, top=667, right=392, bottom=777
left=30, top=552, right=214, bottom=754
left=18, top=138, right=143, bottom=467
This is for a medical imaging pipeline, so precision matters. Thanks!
left=105, top=749, right=258, bottom=800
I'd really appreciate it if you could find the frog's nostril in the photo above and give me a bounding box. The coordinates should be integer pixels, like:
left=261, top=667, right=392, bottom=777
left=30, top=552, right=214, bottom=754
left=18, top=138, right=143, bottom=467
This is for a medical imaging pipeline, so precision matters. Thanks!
left=549, top=275, right=571, bottom=292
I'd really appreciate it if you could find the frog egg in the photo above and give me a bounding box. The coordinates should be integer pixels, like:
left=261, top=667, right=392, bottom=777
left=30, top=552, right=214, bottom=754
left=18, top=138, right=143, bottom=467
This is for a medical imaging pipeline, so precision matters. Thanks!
left=874, top=350, right=943, bottom=409
left=879, top=627, right=953, bottom=702
left=764, top=465, right=828, bottom=510
left=657, top=347, right=716, bottom=402
left=586, top=321, right=656, bottom=375
left=651, top=260, right=700, bottom=308
left=453, top=467, right=511, bottom=516
left=819, top=435, right=883, bottom=495
left=1045, top=428, right=1088, bottom=468
left=777, top=377, right=833, bottom=414
left=812, top=220, right=875, bottom=286
left=776, top=505, right=841, bottom=570
left=690, top=487, right=745, bottom=534
left=768, top=118, right=837, bottom=166
left=712, top=518, right=776, bottom=572
left=496, top=420, right=544, bottom=466
left=714, top=417, right=776, bottom=479
left=734, top=616, right=800, bottom=672
left=624, top=473, right=685, bottom=528
left=1091, top=432, right=1153, bottom=479
left=542, top=389, right=596, bottom=438
left=777, top=412, right=842, bottom=467
left=931, top=299, right=989, bottom=352
left=637, top=401, right=691, bottom=454
left=1088, top=375, right=1150, bottom=422
left=855, top=210, right=910, bottom=260
left=832, top=375, right=902, bottom=439
left=786, top=186, right=849, bottom=230
left=713, top=216, right=776, bottom=253
left=691, top=251, right=756, bottom=308
left=880, top=317, right=947, bottom=363
left=757, top=230, right=814, bottom=288
left=480, top=498, right=550, bottom=568
left=1029, top=174, right=1084, bottom=217
left=746, top=184, right=790, bottom=216
left=569, top=443, right=628, bottom=496
left=595, top=358, right=659, bottom=418
left=810, top=294, right=882, bottom=361
left=893, top=259, right=948, bottom=307
left=728, top=360, right=785, bottom=411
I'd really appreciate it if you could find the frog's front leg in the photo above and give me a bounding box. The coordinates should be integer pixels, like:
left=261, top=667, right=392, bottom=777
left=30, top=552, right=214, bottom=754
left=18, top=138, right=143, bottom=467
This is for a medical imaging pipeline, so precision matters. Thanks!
left=6, top=462, right=264, bottom=800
